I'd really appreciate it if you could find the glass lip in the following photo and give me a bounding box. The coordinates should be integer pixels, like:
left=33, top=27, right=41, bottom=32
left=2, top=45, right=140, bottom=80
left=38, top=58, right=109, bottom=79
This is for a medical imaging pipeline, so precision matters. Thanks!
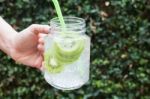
left=50, top=16, right=85, bottom=27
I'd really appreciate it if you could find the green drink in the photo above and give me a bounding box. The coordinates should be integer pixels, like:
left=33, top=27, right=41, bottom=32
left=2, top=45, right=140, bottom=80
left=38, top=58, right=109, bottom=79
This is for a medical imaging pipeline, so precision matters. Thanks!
left=43, top=0, right=90, bottom=90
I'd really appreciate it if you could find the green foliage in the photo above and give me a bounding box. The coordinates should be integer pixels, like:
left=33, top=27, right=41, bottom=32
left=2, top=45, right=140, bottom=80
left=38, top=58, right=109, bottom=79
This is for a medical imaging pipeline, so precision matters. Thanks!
left=0, top=0, right=150, bottom=98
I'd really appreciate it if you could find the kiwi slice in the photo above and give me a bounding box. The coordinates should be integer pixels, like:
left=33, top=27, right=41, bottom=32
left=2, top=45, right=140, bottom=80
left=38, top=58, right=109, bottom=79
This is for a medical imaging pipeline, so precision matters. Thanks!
left=44, top=49, right=64, bottom=73
left=44, top=35, right=85, bottom=73
left=53, top=37, right=84, bottom=64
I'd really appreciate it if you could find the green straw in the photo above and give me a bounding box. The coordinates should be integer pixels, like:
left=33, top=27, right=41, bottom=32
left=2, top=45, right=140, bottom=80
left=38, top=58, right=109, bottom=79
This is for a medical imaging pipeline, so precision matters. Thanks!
left=52, top=0, right=66, bottom=32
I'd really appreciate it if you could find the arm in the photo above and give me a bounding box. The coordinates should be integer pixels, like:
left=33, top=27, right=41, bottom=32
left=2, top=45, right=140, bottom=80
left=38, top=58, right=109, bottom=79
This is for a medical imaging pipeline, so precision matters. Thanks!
left=0, top=16, right=17, bottom=56
left=0, top=16, right=50, bottom=69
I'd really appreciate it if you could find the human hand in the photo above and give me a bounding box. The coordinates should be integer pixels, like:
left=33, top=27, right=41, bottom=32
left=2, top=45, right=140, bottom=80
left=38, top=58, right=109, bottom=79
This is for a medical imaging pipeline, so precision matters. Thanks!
left=11, top=24, right=50, bottom=69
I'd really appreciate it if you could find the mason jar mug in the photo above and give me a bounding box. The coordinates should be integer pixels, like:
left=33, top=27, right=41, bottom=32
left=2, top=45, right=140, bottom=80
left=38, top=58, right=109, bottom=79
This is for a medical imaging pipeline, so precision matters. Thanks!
left=43, top=16, right=90, bottom=90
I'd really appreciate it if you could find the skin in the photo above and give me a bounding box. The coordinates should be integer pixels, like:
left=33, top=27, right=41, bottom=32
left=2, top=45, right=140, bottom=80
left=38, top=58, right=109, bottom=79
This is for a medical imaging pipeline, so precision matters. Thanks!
left=0, top=16, right=50, bottom=69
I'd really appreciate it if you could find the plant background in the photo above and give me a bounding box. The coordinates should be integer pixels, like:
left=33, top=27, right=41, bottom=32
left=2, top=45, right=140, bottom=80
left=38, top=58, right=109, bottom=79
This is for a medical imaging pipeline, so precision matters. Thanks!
left=0, top=0, right=150, bottom=99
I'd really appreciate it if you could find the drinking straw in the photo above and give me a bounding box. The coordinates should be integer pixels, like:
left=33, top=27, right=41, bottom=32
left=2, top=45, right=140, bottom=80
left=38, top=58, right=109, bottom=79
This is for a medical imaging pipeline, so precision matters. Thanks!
left=52, top=0, right=66, bottom=32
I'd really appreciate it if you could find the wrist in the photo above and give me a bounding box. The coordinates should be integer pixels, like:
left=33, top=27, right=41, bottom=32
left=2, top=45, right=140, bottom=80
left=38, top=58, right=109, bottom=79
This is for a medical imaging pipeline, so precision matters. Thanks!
left=0, top=31, right=18, bottom=56
left=0, top=17, right=18, bottom=57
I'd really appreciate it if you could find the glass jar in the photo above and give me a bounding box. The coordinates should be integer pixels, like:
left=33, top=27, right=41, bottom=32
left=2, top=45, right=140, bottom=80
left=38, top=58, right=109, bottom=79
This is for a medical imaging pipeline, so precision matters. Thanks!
left=43, top=16, right=90, bottom=90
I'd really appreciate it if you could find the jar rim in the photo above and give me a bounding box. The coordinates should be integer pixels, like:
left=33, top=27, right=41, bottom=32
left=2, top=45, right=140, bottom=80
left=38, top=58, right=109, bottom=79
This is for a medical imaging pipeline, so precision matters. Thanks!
left=50, top=16, right=86, bottom=34
left=50, top=16, right=85, bottom=27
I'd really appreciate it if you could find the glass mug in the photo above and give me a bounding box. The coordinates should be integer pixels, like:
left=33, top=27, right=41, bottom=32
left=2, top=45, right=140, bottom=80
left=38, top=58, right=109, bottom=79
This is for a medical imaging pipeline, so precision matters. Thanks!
left=43, top=16, right=90, bottom=90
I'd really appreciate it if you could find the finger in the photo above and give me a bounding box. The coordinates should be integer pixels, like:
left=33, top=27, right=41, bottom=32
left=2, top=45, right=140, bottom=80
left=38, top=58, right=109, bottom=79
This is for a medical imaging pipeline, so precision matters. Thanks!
left=38, top=37, right=44, bottom=45
left=29, top=24, right=50, bottom=35
left=35, top=56, right=43, bottom=69
left=37, top=44, right=44, bottom=52
left=38, top=33, right=47, bottom=38
left=40, top=62, right=44, bottom=71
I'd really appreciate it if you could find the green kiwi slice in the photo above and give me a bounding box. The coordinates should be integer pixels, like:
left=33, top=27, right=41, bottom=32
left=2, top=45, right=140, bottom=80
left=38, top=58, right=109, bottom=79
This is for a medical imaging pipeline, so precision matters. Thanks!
left=53, top=37, right=84, bottom=64
left=44, top=35, right=85, bottom=73
left=44, top=49, right=64, bottom=73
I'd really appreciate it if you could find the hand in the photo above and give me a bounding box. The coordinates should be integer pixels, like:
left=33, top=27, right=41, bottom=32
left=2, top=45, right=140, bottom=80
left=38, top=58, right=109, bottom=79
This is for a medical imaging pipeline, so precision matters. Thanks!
left=11, top=24, right=50, bottom=69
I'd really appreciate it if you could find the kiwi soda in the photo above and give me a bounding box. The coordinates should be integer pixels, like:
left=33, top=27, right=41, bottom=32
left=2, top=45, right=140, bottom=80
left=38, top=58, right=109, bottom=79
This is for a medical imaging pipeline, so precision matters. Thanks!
left=43, top=16, right=90, bottom=90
